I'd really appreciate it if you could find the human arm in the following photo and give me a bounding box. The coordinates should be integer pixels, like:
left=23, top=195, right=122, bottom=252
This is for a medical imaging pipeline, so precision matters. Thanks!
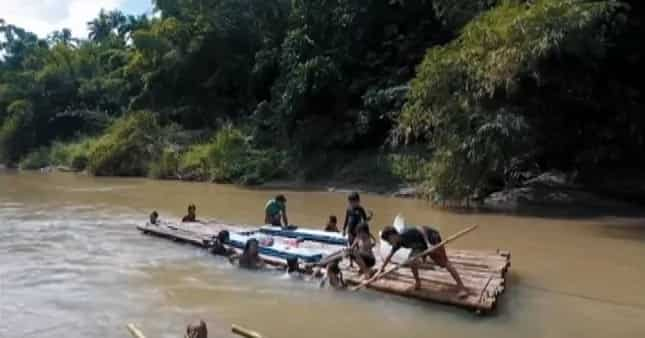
left=417, top=226, right=432, bottom=249
left=282, top=209, right=289, bottom=228
left=342, top=209, right=350, bottom=236
left=366, top=210, right=373, bottom=221
left=379, top=249, right=396, bottom=273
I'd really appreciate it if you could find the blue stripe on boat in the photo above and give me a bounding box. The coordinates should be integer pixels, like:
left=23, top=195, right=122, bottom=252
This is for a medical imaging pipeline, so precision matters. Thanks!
left=259, top=226, right=348, bottom=246
left=227, top=234, right=323, bottom=263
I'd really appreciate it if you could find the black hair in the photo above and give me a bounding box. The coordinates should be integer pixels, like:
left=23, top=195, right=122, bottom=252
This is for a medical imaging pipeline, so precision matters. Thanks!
left=380, top=225, right=399, bottom=241
left=188, top=204, right=196, bottom=211
left=276, top=194, right=286, bottom=202
left=244, top=238, right=259, bottom=253
left=217, top=230, right=230, bottom=243
left=348, top=191, right=360, bottom=202
left=150, top=210, right=158, bottom=217
left=329, top=215, right=337, bottom=223
left=286, top=256, right=299, bottom=272
left=327, top=260, right=341, bottom=274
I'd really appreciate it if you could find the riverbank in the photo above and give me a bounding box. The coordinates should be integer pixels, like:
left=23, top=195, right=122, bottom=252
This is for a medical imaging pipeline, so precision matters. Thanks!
left=5, top=163, right=644, bottom=215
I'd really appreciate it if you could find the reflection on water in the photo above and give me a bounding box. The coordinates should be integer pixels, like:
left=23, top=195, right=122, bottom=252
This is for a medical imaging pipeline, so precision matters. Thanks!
left=1, top=171, right=644, bottom=338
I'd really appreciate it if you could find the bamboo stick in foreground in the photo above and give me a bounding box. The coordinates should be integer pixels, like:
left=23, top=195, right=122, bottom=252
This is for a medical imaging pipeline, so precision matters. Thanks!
left=232, top=324, right=264, bottom=338
left=126, top=323, right=146, bottom=338
left=351, top=225, right=479, bottom=291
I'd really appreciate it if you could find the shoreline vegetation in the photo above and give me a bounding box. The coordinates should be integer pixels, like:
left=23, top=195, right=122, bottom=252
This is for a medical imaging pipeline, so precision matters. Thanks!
left=2, top=1, right=644, bottom=210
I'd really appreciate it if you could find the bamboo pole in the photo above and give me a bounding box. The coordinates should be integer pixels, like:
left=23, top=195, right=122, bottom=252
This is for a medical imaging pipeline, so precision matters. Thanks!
left=126, top=324, right=146, bottom=338
left=232, top=324, right=263, bottom=338
left=350, top=225, right=479, bottom=291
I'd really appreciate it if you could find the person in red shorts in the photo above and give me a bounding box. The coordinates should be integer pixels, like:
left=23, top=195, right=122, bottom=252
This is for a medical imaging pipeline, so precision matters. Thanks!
left=379, top=225, right=469, bottom=298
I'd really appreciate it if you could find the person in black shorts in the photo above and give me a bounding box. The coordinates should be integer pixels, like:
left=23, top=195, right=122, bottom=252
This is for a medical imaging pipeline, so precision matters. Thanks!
left=342, top=192, right=372, bottom=245
left=380, top=225, right=469, bottom=298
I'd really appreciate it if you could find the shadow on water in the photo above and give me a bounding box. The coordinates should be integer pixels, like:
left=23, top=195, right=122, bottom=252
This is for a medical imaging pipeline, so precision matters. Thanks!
left=448, top=201, right=645, bottom=221
left=595, top=221, right=645, bottom=242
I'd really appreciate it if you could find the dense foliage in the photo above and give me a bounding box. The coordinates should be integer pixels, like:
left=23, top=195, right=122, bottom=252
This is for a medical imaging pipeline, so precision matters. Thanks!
left=1, top=1, right=643, bottom=200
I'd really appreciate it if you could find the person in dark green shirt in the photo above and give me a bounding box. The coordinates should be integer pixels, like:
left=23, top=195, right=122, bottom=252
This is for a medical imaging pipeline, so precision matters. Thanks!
left=264, top=194, right=288, bottom=227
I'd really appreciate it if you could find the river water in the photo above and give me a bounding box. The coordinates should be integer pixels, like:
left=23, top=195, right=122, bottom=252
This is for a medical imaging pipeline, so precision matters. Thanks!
left=1, top=170, right=644, bottom=338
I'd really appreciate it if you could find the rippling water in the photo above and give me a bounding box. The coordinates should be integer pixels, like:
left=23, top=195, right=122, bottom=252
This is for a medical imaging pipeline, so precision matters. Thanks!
left=1, top=171, right=645, bottom=338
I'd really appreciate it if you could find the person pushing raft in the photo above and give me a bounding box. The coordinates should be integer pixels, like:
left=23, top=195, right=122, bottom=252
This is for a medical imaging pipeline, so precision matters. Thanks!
left=380, top=225, right=470, bottom=298
left=350, top=223, right=377, bottom=278
left=264, top=194, right=289, bottom=227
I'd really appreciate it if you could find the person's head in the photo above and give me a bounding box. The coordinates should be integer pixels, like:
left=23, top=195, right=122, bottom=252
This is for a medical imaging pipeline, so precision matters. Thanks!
left=328, top=215, right=337, bottom=226
left=380, top=226, right=401, bottom=245
left=348, top=191, right=360, bottom=207
left=275, top=194, right=286, bottom=205
left=187, top=204, right=196, bottom=216
left=217, top=230, right=230, bottom=243
left=244, top=238, right=259, bottom=256
left=327, top=260, right=341, bottom=275
left=286, top=256, right=299, bottom=273
left=150, top=211, right=158, bottom=223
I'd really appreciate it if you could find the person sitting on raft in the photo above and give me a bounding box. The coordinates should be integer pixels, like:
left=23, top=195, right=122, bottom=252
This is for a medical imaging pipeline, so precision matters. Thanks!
left=380, top=225, right=469, bottom=298
left=264, top=194, right=288, bottom=227
left=208, top=230, right=235, bottom=257
left=342, top=192, right=372, bottom=245
left=237, top=238, right=265, bottom=269
left=324, top=215, right=339, bottom=232
left=149, top=211, right=159, bottom=225
left=350, top=223, right=377, bottom=278
left=182, top=204, right=202, bottom=223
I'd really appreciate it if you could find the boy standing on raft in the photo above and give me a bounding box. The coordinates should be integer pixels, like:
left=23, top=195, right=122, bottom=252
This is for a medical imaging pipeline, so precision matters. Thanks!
left=342, top=192, right=372, bottom=245
left=265, top=194, right=289, bottom=227
left=380, top=226, right=469, bottom=298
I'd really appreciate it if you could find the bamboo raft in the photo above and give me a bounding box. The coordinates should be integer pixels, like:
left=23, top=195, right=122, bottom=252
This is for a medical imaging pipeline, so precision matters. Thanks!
left=136, top=221, right=510, bottom=313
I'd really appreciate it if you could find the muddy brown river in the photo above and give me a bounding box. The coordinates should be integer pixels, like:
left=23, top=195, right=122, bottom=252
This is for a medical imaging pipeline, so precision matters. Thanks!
left=1, top=171, right=644, bottom=338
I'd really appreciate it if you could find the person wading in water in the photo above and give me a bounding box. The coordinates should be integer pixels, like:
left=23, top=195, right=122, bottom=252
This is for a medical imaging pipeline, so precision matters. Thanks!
left=182, top=204, right=202, bottom=223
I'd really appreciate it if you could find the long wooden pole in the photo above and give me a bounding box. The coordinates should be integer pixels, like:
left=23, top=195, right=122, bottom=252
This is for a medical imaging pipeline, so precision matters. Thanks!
left=232, top=324, right=263, bottom=338
left=126, top=324, right=146, bottom=338
left=350, top=225, right=479, bottom=291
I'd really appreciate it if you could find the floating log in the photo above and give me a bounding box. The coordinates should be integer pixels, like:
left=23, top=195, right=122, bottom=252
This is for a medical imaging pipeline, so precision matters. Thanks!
left=136, top=221, right=509, bottom=313
left=232, top=324, right=263, bottom=338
